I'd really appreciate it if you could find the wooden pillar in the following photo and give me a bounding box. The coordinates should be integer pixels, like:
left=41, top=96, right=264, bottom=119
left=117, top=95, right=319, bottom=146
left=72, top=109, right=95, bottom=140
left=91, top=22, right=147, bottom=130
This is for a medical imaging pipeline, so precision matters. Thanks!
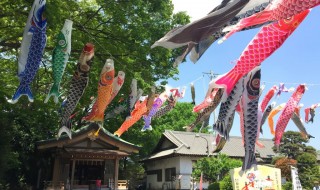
left=104, top=160, right=108, bottom=186
left=114, top=157, right=119, bottom=190
left=63, top=162, right=70, bottom=190
left=71, top=159, right=76, bottom=190
left=36, top=168, right=41, bottom=189
left=52, top=156, right=61, bottom=187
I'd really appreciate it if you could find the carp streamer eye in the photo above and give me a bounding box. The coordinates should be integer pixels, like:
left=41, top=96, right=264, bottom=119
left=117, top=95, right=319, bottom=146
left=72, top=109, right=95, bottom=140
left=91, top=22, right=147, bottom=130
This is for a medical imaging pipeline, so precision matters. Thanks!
left=283, top=16, right=294, bottom=24
left=252, top=78, right=260, bottom=89
left=80, top=64, right=90, bottom=72
left=59, top=40, right=66, bottom=46
left=106, top=75, right=112, bottom=81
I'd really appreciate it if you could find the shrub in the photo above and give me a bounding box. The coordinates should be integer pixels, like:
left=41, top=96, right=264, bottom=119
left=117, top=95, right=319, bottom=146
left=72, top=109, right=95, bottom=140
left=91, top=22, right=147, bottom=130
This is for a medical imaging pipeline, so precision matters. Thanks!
left=219, top=174, right=233, bottom=190
left=208, top=182, right=220, bottom=190
left=282, top=182, right=292, bottom=190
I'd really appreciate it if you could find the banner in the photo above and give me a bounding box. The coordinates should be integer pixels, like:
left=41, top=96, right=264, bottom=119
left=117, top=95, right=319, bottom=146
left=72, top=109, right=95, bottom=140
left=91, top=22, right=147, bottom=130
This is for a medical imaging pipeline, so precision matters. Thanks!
left=199, top=172, right=203, bottom=190
left=230, top=165, right=281, bottom=190
left=291, top=166, right=303, bottom=190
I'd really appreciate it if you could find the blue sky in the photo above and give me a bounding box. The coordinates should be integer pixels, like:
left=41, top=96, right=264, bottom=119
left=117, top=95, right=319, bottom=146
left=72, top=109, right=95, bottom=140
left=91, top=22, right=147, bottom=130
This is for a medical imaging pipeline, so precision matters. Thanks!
left=167, top=4, right=320, bottom=150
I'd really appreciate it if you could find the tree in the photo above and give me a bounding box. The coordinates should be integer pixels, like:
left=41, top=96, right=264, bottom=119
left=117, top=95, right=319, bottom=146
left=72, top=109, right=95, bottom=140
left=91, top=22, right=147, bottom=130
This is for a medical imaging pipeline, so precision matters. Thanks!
left=192, top=154, right=242, bottom=183
left=273, top=131, right=320, bottom=189
left=273, top=131, right=308, bottom=159
left=274, top=157, right=297, bottom=181
left=0, top=0, right=190, bottom=188
left=296, top=152, right=319, bottom=189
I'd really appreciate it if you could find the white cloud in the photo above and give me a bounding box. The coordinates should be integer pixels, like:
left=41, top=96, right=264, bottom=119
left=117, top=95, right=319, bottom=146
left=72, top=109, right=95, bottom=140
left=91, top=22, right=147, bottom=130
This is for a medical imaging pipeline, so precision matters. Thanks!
left=172, top=0, right=221, bottom=21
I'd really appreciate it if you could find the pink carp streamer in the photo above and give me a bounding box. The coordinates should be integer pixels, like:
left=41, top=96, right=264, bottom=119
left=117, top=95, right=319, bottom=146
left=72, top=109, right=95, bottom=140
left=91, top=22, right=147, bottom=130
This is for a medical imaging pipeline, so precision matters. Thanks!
left=222, top=0, right=320, bottom=41
left=210, top=10, right=310, bottom=95
left=304, top=103, right=319, bottom=123
left=193, top=88, right=220, bottom=113
left=274, top=84, right=306, bottom=148
left=260, top=85, right=278, bottom=112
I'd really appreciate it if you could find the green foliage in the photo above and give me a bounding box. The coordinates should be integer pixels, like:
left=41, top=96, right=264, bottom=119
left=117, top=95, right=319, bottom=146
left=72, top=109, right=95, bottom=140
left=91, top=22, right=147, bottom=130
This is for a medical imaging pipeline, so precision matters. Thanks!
left=219, top=174, right=233, bottom=190
left=119, top=158, right=145, bottom=190
left=296, top=152, right=320, bottom=189
left=297, top=153, right=317, bottom=171
left=192, top=154, right=242, bottom=183
left=304, top=146, right=317, bottom=157
left=274, top=131, right=320, bottom=189
left=208, top=182, right=220, bottom=190
left=282, top=182, right=292, bottom=190
left=273, top=131, right=308, bottom=159
left=0, top=0, right=190, bottom=188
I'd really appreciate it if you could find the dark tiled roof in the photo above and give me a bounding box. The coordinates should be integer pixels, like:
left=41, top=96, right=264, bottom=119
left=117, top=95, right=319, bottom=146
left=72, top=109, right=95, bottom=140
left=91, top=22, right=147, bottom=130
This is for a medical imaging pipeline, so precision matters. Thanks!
left=143, top=130, right=276, bottom=161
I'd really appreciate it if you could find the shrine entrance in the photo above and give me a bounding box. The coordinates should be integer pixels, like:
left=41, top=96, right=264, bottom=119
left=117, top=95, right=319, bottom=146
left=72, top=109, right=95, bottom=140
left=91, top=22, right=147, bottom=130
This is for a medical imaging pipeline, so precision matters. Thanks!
left=37, top=123, right=139, bottom=190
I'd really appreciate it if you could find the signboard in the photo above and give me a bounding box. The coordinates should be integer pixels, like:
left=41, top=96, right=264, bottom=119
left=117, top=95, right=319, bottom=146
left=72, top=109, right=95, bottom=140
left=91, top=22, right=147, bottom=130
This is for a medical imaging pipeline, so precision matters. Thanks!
left=230, top=165, right=281, bottom=190
left=291, top=166, right=303, bottom=190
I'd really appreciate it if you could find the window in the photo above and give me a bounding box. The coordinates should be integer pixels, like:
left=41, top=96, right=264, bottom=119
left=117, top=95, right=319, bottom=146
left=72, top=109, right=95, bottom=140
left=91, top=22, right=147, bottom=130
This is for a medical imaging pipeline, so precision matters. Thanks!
left=146, top=169, right=162, bottom=182
left=165, top=168, right=176, bottom=182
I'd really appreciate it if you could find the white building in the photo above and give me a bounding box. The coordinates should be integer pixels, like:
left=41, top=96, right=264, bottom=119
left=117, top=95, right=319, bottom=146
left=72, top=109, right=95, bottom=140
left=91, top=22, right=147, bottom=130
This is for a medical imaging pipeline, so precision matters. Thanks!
left=142, top=130, right=276, bottom=190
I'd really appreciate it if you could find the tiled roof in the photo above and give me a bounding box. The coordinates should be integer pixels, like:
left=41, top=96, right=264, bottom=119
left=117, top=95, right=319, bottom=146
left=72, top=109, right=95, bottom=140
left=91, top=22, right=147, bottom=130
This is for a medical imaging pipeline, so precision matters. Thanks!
left=143, top=130, right=276, bottom=161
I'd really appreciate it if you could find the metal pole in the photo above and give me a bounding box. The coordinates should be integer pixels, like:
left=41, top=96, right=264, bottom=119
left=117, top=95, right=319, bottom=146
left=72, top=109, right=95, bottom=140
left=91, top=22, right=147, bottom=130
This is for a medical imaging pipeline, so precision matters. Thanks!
left=196, top=134, right=209, bottom=157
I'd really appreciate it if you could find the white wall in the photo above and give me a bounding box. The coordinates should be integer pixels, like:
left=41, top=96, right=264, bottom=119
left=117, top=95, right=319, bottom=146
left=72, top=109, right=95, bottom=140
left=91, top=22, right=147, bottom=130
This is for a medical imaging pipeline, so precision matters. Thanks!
left=146, top=157, right=180, bottom=189
left=145, top=156, right=210, bottom=190
left=179, top=156, right=193, bottom=189
left=179, top=156, right=209, bottom=189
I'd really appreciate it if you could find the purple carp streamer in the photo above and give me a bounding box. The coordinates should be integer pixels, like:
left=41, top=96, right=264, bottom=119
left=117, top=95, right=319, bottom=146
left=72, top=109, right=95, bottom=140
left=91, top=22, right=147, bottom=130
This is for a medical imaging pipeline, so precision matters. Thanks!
left=276, top=83, right=294, bottom=98
left=141, top=91, right=169, bottom=131
left=141, top=97, right=163, bottom=131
